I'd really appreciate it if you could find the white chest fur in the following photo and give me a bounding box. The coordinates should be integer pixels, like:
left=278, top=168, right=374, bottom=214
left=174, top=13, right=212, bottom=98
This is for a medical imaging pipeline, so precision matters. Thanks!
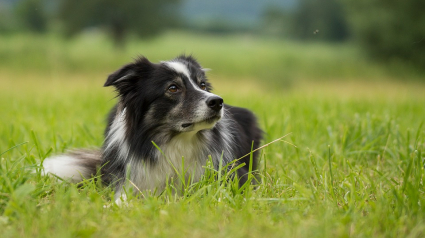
left=127, top=132, right=208, bottom=194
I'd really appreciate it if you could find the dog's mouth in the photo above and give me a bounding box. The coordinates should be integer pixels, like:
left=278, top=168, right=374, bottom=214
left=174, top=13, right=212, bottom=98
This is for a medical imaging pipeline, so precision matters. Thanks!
left=181, top=123, right=193, bottom=128
left=181, top=115, right=221, bottom=129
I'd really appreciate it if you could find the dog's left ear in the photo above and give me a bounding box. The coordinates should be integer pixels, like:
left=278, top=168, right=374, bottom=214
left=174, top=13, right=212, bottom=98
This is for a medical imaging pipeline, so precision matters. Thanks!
left=104, top=57, right=154, bottom=92
left=104, top=64, right=136, bottom=87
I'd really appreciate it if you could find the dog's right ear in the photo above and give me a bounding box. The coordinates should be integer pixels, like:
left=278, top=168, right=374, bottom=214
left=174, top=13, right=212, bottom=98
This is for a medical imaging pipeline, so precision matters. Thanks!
left=104, top=57, right=154, bottom=90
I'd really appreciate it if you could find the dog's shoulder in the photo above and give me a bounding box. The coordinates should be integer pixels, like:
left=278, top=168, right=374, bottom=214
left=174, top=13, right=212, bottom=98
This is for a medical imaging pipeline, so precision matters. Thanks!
left=225, top=104, right=260, bottom=130
left=224, top=104, right=262, bottom=184
left=224, top=104, right=263, bottom=146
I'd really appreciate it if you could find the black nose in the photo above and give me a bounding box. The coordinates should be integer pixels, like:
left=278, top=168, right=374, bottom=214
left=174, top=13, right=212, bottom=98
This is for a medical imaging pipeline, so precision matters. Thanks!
left=206, top=96, right=223, bottom=112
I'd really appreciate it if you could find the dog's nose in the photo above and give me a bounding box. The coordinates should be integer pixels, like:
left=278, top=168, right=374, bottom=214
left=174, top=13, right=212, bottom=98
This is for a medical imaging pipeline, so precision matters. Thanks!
left=206, top=96, right=223, bottom=112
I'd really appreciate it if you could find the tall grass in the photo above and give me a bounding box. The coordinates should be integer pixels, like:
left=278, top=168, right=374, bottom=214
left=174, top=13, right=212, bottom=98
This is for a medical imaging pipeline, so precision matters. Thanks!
left=1, top=31, right=425, bottom=237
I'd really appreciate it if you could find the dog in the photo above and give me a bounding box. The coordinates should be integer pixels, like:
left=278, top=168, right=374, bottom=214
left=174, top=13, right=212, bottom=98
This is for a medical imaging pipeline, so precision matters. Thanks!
left=43, top=55, right=262, bottom=203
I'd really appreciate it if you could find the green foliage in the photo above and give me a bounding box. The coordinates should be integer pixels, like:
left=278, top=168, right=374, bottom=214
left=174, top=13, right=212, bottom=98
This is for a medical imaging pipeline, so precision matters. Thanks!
left=291, top=0, right=349, bottom=41
left=0, top=4, right=18, bottom=33
left=58, top=0, right=180, bottom=48
left=344, top=0, right=425, bottom=69
left=15, top=0, right=48, bottom=33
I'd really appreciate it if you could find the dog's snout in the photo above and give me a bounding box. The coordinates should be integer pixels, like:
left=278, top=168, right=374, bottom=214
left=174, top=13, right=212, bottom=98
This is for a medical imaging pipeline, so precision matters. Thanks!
left=206, top=96, right=223, bottom=112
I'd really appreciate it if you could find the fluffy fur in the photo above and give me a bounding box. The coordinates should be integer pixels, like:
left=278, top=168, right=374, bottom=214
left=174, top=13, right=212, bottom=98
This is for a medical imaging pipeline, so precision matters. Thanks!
left=43, top=55, right=262, bottom=203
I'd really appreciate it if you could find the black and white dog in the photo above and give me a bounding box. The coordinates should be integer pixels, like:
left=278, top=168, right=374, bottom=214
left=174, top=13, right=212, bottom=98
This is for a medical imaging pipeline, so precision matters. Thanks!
left=43, top=55, right=262, bottom=203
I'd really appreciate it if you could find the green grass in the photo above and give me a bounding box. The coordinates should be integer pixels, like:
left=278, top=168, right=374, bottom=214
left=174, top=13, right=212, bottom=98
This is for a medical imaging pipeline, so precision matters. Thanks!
left=1, top=31, right=425, bottom=237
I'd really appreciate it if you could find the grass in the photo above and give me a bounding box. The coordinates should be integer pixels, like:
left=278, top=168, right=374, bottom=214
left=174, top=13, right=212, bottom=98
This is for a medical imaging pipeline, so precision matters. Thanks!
left=1, top=31, right=425, bottom=237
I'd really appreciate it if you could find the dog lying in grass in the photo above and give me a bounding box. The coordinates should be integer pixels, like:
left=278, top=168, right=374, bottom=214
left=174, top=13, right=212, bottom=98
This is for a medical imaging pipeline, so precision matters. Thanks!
left=43, top=55, right=262, bottom=203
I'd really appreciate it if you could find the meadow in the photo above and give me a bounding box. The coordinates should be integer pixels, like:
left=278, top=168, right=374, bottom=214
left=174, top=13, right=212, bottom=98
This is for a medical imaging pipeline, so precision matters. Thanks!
left=1, top=31, right=425, bottom=237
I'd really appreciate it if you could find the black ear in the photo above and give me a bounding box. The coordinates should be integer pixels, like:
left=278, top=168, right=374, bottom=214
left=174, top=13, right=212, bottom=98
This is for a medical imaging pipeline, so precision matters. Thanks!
left=104, top=64, right=135, bottom=87
left=104, top=63, right=137, bottom=87
left=104, top=57, right=154, bottom=88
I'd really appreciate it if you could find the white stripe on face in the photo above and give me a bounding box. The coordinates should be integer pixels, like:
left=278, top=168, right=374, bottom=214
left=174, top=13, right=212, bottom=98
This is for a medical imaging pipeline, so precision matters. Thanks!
left=164, top=61, right=191, bottom=79
left=164, top=61, right=216, bottom=97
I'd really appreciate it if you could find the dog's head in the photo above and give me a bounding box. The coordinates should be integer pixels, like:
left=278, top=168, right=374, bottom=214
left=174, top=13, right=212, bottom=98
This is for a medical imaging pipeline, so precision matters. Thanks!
left=104, top=55, right=223, bottom=134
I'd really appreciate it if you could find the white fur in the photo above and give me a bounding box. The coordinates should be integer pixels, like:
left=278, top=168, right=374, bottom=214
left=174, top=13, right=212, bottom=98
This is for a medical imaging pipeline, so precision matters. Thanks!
left=114, top=192, right=128, bottom=206
left=43, top=155, right=90, bottom=182
left=125, top=133, right=208, bottom=196
left=105, top=108, right=129, bottom=159
left=164, top=61, right=191, bottom=79
left=214, top=115, right=236, bottom=163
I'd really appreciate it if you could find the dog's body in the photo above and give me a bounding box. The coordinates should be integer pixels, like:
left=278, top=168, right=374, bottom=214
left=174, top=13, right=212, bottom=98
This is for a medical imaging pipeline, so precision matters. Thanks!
left=43, top=55, right=262, bottom=202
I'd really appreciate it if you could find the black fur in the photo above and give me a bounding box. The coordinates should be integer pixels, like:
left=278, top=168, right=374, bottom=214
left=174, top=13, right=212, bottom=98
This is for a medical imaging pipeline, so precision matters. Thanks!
left=224, top=105, right=263, bottom=180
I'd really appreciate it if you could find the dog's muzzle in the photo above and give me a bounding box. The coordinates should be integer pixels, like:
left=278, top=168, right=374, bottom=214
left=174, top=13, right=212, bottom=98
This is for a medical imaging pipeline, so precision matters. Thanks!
left=180, top=96, right=223, bottom=129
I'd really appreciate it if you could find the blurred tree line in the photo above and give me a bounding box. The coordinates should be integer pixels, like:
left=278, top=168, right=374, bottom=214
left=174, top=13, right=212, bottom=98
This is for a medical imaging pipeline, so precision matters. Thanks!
left=263, top=0, right=424, bottom=69
left=0, top=0, right=424, bottom=69
left=58, top=0, right=180, bottom=48
left=345, top=0, right=425, bottom=68
left=0, top=0, right=180, bottom=48
left=262, top=0, right=349, bottom=42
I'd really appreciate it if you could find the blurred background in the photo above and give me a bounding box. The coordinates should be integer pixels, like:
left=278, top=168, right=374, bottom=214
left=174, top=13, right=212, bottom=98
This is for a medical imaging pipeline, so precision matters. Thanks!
left=0, top=0, right=424, bottom=90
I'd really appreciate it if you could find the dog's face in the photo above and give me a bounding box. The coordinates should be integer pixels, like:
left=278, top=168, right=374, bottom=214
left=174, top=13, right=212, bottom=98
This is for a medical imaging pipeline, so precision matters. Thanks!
left=104, top=55, right=223, bottom=134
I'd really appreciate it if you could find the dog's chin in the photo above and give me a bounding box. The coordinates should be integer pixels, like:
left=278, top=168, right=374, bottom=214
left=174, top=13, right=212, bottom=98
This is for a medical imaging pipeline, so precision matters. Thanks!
left=180, top=115, right=221, bottom=133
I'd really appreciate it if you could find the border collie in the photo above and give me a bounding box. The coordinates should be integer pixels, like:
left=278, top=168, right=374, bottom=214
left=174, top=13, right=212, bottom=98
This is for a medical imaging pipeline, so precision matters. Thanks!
left=43, top=55, right=262, bottom=203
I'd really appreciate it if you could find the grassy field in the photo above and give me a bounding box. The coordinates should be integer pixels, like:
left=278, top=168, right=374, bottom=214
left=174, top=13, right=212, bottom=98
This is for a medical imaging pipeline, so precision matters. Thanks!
left=1, top=31, right=425, bottom=237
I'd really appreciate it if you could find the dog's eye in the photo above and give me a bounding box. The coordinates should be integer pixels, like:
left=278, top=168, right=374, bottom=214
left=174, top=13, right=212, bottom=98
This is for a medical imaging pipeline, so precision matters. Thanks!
left=200, top=82, right=207, bottom=91
left=168, top=85, right=179, bottom=93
